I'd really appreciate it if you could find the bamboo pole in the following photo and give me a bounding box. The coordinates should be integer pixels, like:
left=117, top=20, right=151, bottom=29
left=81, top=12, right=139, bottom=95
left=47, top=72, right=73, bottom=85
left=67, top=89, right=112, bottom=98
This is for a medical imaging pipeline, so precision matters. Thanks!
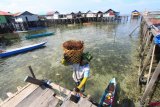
left=147, top=44, right=156, bottom=85
left=140, top=61, right=160, bottom=106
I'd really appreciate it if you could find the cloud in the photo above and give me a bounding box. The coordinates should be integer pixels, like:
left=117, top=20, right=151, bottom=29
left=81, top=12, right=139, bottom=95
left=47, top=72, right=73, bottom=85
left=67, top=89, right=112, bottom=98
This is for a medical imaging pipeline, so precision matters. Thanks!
left=0, top=0, right=160, bottom=14
left=92, top=0, right=102, bottom=3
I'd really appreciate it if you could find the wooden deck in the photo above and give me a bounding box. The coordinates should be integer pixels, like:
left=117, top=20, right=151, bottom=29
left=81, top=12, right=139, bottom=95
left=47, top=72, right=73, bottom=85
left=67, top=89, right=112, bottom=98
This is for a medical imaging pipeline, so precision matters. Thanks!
left=139, top=12, right=160, bottom=106
left=0, top=83, right=97, bottom=107
left=61, top=95, right=97, bottom=107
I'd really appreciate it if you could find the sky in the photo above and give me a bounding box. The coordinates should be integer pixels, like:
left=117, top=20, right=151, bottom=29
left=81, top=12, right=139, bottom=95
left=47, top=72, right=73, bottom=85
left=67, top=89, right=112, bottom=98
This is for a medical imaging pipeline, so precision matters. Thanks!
left=1, top=0, right=160, bottom=15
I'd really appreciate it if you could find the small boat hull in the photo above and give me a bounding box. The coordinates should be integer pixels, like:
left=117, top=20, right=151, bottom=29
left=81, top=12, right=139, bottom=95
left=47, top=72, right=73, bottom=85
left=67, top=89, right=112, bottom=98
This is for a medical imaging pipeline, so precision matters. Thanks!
left=25, top=32, right=54, bottom=39
left=99, top=78, right=116, bottom=107
left=0, top=42, right=47, bottom=58
left=28, top=27, right=47, bottom=31
left=14, top=31, right=28, bottom=33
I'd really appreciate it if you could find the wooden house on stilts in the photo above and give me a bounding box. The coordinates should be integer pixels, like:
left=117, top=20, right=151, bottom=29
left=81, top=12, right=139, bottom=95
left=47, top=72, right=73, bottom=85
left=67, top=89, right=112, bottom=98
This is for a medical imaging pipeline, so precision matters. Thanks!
left=14, top=11, right=39, bottom=31
left=131, top=10, right=140, bottom=18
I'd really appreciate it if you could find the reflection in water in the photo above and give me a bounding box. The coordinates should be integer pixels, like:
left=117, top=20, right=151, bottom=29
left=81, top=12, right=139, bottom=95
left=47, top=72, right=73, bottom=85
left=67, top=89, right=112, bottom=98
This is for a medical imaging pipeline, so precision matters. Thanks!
left=0, top=20, right=140, bottom=103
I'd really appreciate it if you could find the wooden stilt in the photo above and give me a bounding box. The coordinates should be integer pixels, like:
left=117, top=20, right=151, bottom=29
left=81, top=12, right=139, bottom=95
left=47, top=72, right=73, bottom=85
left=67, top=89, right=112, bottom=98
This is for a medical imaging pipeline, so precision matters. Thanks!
left=24, top=76, right=44, bottom=85
left=142, top=33, right=152, bottom=54
left=140, top=42, right=154, bottom=77
left=28, top=66, right=36, bottom=79
left=147, top=44, right=156, bottom=84
left=129, top=26, right=140, bottom=37
left=139, top=26, right=149, bottom=52
left=140, top=61, right=160, bottom=106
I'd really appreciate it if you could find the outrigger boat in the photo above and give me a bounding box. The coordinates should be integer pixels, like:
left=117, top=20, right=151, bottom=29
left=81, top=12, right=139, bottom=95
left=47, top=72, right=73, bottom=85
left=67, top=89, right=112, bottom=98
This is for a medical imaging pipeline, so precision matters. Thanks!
left=25, top=32, right=54, bottom=39
left=98, top=78, right=116, bottom=107
left=0, top=42, right=47, bottom=58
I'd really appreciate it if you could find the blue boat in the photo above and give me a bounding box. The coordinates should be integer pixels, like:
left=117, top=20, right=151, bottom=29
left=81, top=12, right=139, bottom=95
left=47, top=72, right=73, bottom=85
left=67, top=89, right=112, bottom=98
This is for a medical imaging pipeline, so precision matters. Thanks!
left=0, top=42, right=47, bottom=58
left=14, top=30, right=28, bottom=33
left=98, top=78, right=116, bottom=107
left=25, top=32, right=54, bottom=39
left=28, top=27, right=47, bottom=31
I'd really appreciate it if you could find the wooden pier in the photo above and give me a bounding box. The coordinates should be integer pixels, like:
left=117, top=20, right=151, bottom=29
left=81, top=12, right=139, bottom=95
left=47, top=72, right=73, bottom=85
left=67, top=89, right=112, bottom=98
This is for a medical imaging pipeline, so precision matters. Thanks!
left=0, top=83, right=97, bottom=107
left=139, top=11, right=160, bottom=106
left=0, top=66, right=97, bottom=107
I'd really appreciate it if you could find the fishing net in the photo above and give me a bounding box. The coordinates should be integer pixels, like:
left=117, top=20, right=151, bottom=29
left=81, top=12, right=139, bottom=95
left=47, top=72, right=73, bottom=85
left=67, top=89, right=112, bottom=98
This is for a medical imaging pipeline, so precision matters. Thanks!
left=63, top=40, right=84, bottom=64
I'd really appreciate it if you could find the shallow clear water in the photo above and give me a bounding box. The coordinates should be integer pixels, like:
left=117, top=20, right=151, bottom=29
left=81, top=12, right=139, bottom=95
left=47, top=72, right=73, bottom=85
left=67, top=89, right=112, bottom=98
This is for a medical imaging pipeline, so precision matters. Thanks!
left=0, top=19, right=140, bottom=103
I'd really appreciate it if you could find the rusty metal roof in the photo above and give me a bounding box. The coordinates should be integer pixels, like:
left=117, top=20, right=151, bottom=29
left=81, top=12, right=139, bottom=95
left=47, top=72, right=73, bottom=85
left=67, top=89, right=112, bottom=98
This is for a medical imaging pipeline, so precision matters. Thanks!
left=0, top=11, right=12, bottom=16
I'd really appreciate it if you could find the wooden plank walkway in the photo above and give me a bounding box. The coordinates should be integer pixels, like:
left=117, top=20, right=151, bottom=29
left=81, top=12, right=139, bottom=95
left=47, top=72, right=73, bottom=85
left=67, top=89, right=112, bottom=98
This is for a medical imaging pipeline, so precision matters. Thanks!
left=0, top=84, right=59, bottom=107
left=0, top=83, right=97, bottom=107
left=61, top=95, right=97, bottom=107
left=139, top=12, right=160, bottom=106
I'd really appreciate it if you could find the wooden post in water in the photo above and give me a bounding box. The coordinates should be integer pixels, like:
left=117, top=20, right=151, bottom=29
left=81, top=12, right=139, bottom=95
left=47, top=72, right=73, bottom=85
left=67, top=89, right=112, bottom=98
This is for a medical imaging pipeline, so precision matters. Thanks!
left=28, top=66, right=36, bottom=79
left=24, top=76, right=44, bottom=85
left=142, top=32, right=152, bottom=55
left=140, top=42, right=154, bottom=78
left=140, top=61, right=160, bottom=106
left=140, top=25, right=150, bottom=52
left=129, top=26, right=140, bottom=37
left=147, top=44, right=156, bottom=84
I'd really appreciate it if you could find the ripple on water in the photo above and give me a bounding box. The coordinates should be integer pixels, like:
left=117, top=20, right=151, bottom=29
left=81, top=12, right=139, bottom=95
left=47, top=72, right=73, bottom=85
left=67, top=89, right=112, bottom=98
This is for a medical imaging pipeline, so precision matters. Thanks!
left=0, top=22, right=140, bottom=102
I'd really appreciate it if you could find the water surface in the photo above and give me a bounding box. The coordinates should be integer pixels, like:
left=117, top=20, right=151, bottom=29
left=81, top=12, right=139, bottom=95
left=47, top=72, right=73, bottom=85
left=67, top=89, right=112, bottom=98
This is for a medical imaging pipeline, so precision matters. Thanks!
left=0, top=19, right=140, bottom=103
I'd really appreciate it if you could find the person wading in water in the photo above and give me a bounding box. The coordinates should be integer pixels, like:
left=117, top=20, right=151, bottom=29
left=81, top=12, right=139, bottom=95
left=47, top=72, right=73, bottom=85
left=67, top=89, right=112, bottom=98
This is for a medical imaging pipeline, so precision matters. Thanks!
left=62, top=52, right=92, bottom=94
left=71, top=53, right=92, bottom=93
left=61, top=40, right=92, bottom=95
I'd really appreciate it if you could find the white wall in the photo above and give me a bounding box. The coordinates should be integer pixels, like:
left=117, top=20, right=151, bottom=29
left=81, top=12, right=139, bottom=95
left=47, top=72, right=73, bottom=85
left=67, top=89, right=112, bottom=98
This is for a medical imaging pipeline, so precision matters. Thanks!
left=45, top=13, right=59, bottom=19
left=97, top=14, right=102, bottom=17
left=53, top=13, right=59, bottom=19
left=86, top=13, right=96, bottom=18
left=46, top=16, right=53, bottom=20
left=66, top=14, right=73, bottom=19
left=15, top=17, right=23, bottom=22
left=15, top=15, right=39, bottom=22
left=81, top=14, right=86, bottom=17
left=103, top=13, right=115, bottom=17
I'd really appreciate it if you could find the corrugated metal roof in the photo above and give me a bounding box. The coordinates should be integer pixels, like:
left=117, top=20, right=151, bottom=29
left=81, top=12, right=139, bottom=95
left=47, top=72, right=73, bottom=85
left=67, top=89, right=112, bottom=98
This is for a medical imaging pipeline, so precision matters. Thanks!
left=13, top=11, right=35, bottom=16
left=13, top=12, right=22, bottom=16
left=0, top=11, right=12, bottom=16
left=132, top=10, right=139, bottom=13
left=46, top=11, right=59, bottom=15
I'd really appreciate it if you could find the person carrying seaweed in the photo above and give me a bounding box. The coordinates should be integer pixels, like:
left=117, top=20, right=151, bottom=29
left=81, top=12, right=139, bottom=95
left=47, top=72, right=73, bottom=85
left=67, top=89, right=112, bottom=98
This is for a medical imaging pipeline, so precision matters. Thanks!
left=72, top=52, right=92, bottom=93
left=61, top=40, right=92, bottom=93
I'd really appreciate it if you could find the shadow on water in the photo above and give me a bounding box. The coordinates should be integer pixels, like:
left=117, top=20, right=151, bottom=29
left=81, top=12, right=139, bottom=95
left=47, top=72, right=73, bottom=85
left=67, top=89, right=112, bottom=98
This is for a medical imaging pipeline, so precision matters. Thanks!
left=113, top=83, right=135, bottom=107
left=0, top=33, right=21, bottom=47
left=118, top=98, right=135, bottom=107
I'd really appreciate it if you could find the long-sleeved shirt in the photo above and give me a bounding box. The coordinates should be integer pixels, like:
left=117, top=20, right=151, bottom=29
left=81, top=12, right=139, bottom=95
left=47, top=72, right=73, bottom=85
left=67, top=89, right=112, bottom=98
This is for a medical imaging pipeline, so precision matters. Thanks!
left=72, top=64, right=90, bottom=83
